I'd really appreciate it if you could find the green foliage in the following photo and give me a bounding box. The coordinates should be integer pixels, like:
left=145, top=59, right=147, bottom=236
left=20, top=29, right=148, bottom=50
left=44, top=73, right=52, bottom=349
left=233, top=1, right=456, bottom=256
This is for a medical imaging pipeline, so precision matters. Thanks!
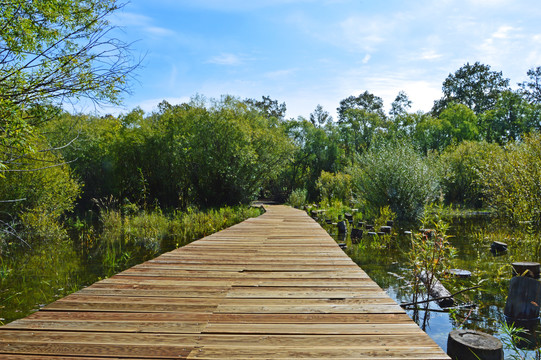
left=49, top=96, right=293, bottom=209
left=284, top=118, right=344, bottom=201
left=437, top=104, right=480, bottom=146
left=337, top=91, right=386, bottom=120
left=0, top=135, right=80, bottom=219
left=480, top=90, right=541, bottom=144
left=478, top=133, right=541, bottom=225
left=499, top=321, right=540, bottom=360
left=350, top=141, right=439, bottom=222
left=319, top=199, right=352, bottom=222
left=367, top=206, right=396, bottom=249
left=1, top=0, right=136, bottom=173
left=287, top=189, right=308, bottom=209
left=316, top=171, right=352, bottom=204
left=439, top=141, right=502, bottom=207
left=433, top=61, right=510, bottom=115
left=0, top=131, right=80, bottom=249
left=338, top=108, right=387, bottom=156
left=519, top=66, right=541, bottom=105
left=406, top=204, right=456, bottom=306
left=310, top=104, right=332, bottom=127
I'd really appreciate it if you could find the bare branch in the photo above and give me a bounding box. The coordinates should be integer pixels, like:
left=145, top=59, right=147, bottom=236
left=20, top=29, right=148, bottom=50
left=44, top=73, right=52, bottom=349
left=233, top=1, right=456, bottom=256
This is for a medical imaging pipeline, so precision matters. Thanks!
left=0, top=198, right=26, bottom=203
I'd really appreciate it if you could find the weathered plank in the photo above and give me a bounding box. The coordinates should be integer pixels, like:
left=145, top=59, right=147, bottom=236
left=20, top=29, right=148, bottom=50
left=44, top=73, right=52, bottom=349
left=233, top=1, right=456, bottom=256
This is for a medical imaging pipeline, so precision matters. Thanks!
left=0, top=205, right=449, bottom=359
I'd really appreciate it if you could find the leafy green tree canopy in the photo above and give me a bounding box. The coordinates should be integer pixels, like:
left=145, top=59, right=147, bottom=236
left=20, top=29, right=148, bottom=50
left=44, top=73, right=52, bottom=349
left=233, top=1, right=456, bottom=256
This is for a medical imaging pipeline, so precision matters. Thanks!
left=245, top=96, right=287, bottom=121
left=519, top=66, right=541, bottom=104
left=310, top=104, right=332, bottom=127
left=432, top=62, right=510, bottom=115
left=1, top=0, right=137, bottom=173
left=337, top=91, right=386, bottom=120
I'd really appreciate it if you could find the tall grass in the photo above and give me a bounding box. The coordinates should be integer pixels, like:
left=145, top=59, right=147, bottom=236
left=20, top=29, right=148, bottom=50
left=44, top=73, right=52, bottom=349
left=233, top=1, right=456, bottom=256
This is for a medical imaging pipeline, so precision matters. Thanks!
left=98, top=205, right=263, bottom=275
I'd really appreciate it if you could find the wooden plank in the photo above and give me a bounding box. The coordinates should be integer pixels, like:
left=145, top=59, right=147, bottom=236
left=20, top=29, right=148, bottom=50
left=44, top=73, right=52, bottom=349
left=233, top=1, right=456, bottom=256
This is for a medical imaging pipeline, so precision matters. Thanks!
left=0, top=204, right=449, bottom=359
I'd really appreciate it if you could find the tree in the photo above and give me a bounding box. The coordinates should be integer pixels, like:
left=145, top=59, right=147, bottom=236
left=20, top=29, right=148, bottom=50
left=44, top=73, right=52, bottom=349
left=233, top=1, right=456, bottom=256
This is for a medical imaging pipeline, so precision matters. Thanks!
left=390, top=91, right=412, bottom=117
left=480, top=90, right=541, bottom=144
left=388, top=91, right=414, bottom=139
left=310, top=104, right=332, bottom=127
left=284, top=118, right=343, bottom=200
left=432, top=62, right=510, bottom=115
left=338, top=108, right=385, bottom=156
left=437, top=103, right=480, bottom=147
left=337, top=91, right=386, bottom=120
left=245, top=96, right=287, bottom=121
left=519, top=66, right=541, bottom=104
left=1, top=0, right=137, bottom=174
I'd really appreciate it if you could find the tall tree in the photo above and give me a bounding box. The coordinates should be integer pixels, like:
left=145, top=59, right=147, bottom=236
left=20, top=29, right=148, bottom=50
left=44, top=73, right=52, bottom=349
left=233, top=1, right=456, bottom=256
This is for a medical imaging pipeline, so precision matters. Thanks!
left=245, top=96, right=287, bottom=121
left=480, top=90, right=541, bottom=144
left=337, top=91, right=386, bottom=120
left=1, top=0, right=137, bottom=174
left=310, top=104, right=332, bottom=127
left=519, top=66, right=541, bottom=104
left=390, top=91, right=412, bottom=117
left=432, top=62, right=510, bottom=115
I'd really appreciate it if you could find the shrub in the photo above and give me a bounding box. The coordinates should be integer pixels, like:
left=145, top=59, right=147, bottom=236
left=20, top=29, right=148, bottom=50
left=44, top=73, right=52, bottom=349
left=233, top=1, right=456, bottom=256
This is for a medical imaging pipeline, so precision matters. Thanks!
left=479, top=132, right=541, bottom=225
left=350, top=141, right=439, bottom=222
left=287, top=189, right=308, bottom=209
left=439, top=141, right=502, bottom=207
left=316, top=171, right=353, bottom=204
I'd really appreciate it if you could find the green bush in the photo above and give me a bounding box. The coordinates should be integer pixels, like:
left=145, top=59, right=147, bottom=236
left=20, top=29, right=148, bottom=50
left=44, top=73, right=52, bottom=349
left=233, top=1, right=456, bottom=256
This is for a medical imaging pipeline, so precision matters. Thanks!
left=287, top=189, right=308, bottom=208
left=479, top=132, right=541, bottom=225
left=439, top=140, right=502, bottom=207
left=316, top=171, right=352, bottom=204
left=350, top=141, right=439, bottom=222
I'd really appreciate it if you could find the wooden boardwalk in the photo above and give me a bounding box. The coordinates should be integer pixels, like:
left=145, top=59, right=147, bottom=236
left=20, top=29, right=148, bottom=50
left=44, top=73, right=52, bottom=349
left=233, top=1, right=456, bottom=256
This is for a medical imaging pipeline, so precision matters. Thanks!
left=0, top=205, right=449, bottom=359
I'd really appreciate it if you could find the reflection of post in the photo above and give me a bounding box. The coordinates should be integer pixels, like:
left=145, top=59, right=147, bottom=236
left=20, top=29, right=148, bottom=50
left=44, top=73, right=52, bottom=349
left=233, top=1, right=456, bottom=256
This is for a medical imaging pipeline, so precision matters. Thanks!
left=504, top=276, right=541, bottom=322
left=505, top=319, right=540, bottom=351
left=447, top=329, right=503, bottom=360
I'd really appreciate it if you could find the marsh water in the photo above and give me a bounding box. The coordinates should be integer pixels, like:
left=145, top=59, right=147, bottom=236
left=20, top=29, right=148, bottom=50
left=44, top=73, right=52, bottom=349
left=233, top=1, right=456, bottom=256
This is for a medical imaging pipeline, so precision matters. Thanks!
left=321, top=214, right=541, bottom=358
left=2, top=211, right=541, bottom=358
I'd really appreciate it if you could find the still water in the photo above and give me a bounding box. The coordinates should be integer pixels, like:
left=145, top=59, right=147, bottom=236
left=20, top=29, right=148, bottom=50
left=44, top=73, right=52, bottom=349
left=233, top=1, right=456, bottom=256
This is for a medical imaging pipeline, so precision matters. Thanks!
left=322, top=214, right=541, bottom=358
left=2, top=211, right=540, bottom=358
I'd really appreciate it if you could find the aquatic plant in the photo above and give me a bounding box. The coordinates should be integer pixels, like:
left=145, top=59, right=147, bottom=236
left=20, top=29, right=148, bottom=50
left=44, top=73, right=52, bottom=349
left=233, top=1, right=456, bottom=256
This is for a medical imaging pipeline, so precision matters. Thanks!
left=406, top=204, right=457, bottom=317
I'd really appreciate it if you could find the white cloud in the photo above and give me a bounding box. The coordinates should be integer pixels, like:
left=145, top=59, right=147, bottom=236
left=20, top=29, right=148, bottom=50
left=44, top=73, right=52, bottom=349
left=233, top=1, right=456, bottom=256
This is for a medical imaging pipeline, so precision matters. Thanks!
left=110, top=12, right=152, bottom=27
left=362, top=54, right=371, bottom=64
left=493, top=25, right=520, bottom=39
left=419, top=50, right=443, bottom=61
left=111, top=11, right=176, bottom=38
left=207, top=53, right=244, bottom=66
left=467, top=0, right=512, bottom=6
left=155, top=0, right=317, bottom=12
left=339, top=16, right=388, bottom=52
left=146, top=26, right=177, bottom=37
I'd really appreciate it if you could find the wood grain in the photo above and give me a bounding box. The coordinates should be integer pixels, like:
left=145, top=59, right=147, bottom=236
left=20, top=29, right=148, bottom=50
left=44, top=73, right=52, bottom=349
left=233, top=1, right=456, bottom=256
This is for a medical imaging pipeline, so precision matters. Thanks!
left=0, top=205, right=449, bottom=359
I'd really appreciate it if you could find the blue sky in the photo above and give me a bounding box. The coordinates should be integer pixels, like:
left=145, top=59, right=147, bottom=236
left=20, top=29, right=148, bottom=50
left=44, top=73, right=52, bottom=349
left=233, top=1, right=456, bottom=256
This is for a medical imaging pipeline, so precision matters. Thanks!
left=100, top=0, right=541, bottom=119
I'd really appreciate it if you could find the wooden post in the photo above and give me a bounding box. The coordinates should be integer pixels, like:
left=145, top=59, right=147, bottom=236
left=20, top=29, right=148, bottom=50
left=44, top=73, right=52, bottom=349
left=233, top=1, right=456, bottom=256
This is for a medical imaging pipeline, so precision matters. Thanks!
left=490, top=241, right=508, bottom=254
left=379, top=226, right=392, bottom=234
left=504, top=276, right=541, bottom=321
left=512, top=262, right=541, bottom=279
left=447, top=329, right=503, bottom=360
left=337, top=220, right=347, bottom=234
left=351, top=228, right=363, bottom=241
